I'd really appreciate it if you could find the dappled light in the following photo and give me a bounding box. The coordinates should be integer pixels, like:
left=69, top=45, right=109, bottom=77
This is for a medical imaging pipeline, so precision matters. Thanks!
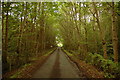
left=1, top=1, right=120, bottom=79
left=57, top=43, right=63, bottom=47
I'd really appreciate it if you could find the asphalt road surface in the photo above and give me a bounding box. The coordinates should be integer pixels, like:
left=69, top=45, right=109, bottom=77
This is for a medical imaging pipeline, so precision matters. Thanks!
left=32, top=48, right=85, bottom=78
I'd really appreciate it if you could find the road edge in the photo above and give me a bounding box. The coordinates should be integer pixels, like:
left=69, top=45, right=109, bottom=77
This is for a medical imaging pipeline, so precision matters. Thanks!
left=2, top=48, right=56, bottom=78
left=62, top=49, right=104, bottom=78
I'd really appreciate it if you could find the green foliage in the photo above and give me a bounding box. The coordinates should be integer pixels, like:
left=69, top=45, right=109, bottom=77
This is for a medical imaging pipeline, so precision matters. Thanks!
left=85, top=52, right=120, bottom=78
left=7, top=52, right=18, bottom=67
left=64, top=50, right=73, bottom=56
left=104, top=73, right=115, bottom=78
left=10, top=71, right=21, bottom=78
left=92, top=53, right=103, bottom=66
left=43, top=48, right=56, bottom=57
left=85, top=52, right=93, bottom=63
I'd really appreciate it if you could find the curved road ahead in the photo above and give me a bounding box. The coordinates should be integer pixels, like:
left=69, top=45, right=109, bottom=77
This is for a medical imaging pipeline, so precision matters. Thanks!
left=32, top=48, right=85, bottom=78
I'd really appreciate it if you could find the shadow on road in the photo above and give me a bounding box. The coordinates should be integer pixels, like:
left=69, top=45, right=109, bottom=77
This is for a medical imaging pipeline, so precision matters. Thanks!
left=50, top=50, right=61, bottom=78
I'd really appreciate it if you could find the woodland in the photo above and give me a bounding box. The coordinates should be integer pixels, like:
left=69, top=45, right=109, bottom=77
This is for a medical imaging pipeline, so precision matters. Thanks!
left=1, top=1, right=120, bottom=78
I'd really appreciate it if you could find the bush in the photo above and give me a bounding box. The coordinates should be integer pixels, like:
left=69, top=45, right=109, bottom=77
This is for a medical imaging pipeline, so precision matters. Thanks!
left=99, top=59, right=108, bottom=71
left=85, top=52, right=93, bottom=63
left=92, top=53, right=103, bottom=66
left=85, top=52, right=119, bottom=78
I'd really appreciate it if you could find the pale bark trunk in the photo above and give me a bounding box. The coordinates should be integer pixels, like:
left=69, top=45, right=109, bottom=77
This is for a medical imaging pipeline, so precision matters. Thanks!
left=93, top=2, right=107, bottom=59
left=83, top=4, right=88, bottom=53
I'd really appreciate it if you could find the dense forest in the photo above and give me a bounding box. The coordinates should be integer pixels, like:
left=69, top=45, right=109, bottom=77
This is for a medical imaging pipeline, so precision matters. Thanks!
left=2, top=1, right=120, bottom=78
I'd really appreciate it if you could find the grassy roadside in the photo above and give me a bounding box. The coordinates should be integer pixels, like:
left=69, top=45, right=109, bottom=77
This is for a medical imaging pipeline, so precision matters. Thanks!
left=3, top=48, right=56, bottom=78
left=63, top=49, right=104, bottom=78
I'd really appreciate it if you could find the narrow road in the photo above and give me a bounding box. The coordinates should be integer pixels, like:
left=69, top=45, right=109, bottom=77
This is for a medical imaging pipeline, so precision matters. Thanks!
left=32, top=48, right=85, bottom=78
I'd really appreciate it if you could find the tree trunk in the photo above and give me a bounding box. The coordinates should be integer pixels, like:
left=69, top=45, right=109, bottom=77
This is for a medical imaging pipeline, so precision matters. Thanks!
left=2, top=2, right=4, bottom=50
left=40, top=2, right=45, bottom=52
left=83, top=4, right=88, bottom=53
left=3, top=4, right=8, bottom=65
left=3, top=2, right=10, bottom=73
left=78, top=2, right=82, bottom=52
left=93, top=2, right=107, bottom=59
left=111, top=2, right=118, bottom=63
left=117, top=2, right=120, bottom=62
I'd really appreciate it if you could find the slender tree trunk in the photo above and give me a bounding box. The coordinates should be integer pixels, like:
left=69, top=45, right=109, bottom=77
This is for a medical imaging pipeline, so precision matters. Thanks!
left=83, top=4, right=88, bottom=53
left=40, top=2, right=45, bottom=52
left=93, top=2, right=107, bottom=59
left=4, top=4, right=9, bottom=65
left=117, top=2, right=120, bottom=62
left=18, top=3, right=24, bottom=56
left=25, top=2, right=29, bottom=63
left=73, top=3, right=81, bottom=52
left=111, top=2, right=118, bottom=63
left=3, top=2, right=10, bottom=73
left=78, top=2, right=81, bottom=52
left=93, top=22, right=98, bottom=53
left=2, top=2, right=4, bottom=54
left=19, top=17, right=23, bottom=55
left=35, top=2, right=41, bottom=55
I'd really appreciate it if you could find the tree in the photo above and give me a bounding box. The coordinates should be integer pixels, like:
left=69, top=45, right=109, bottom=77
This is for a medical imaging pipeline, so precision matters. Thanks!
left=92, top=2, right=107, bottom=59
left=111, top=2, right=119, bottom=63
